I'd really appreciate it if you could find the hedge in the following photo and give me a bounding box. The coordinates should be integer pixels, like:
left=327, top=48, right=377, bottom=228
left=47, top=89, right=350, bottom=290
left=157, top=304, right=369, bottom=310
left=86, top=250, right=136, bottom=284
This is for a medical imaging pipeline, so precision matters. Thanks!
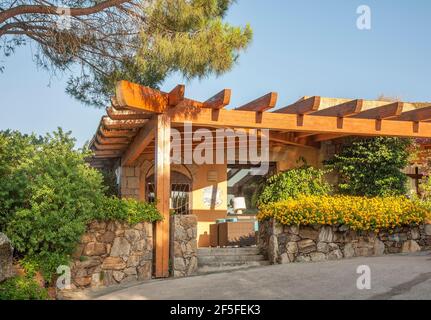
left=257, top=195, right=431, bottom=232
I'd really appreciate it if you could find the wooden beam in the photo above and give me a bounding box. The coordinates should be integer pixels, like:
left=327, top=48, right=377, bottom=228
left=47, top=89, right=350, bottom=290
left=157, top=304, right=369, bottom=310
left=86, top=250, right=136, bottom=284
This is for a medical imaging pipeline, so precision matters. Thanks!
left=93, top=142, right=128, bottom=151
left=203, top=89, right=231, bottom=109
left=154, top=114, right=171, bottom=278
left=141, top=137, right=272, bottom=152
left=93, top=150, right=123, bottom=158
left=96, top=134, right=130, bottom=145
left=102, top=117, right=148, bottom=130
left=121, top=118, right=156, bottom=166
left=106, top=106, right=150, bottom=121
left=311, top=133, right=348, bottom=142
left=394, top=106, right=431, bottom=122
left=275, top=96, right=321, bottom=114
left=236, top=92, right=278, bottom=112
left=310, top=99, right=363, bottom=117
left=351, top=102, right=404, bottom=119
left=168, top=84, right=185, bottom=106
left=167, top=106, right=431, bottom=138
left=175, top=98, right=204, bottom=109
left=110, top=96, right=122, bottom=109
left=295, top=132, right=319, bottom=139
left=267, top=132, right=293, bottom=144
left=269, top=131, right=316, bottom=148
left=116, top=80, right=169, bottom=113
left=99, top=127, right=137, bottom=138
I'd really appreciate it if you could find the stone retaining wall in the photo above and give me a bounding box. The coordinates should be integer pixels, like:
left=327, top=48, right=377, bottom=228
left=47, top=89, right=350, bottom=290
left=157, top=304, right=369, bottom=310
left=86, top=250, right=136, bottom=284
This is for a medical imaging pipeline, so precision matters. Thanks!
left=170, top=215, right=198, bottom=277
left=71, top=220, right=153, bottom=289
left=0, top=233, right=13, bottom=283
left=259, top=219, right=431, bottom=264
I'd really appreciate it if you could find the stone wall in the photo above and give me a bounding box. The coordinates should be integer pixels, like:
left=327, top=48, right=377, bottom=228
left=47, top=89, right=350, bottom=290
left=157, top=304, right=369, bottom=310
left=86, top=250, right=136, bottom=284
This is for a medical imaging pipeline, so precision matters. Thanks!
left=0, top=233, right=13, bottom=283
left=259, top=219, right=431, bottom=264
left=120, top=166, right=140, bottom=199
left=71, top=220, right=153, bottom=289
left=170, top=215, right=198, bottom=277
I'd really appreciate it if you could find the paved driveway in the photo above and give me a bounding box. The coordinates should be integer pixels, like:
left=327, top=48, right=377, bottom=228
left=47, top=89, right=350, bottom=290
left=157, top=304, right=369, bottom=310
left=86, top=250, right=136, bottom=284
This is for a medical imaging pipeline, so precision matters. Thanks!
left=87, top=252, right=431, bottom=300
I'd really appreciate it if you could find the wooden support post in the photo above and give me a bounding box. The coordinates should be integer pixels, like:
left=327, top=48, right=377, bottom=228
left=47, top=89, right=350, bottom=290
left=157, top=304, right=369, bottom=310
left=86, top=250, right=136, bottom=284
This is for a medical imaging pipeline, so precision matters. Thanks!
left=154, top=114, right=171, bottom=278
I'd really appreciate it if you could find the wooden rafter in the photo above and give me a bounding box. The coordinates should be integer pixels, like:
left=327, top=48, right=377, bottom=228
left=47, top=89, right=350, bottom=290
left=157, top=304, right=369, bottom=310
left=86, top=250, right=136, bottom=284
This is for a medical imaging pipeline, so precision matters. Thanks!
left=99, top=127, right=137, bottom=138
left=110, top=96, right=121, bottom=108
left=394, top=106, right=431, bottom=122
left=236, top=92, right=278, bottom=112
left=139, top=143, right=270, bottom=154
left=175, top=98, right=205, bottom=109
left=274, top=96, right=321, bottom=114
left=93, top=142, right=128, bottom=151
left=311, top=133, right=348, bottom=142
left=168, top=85, right=185, bottom=106
left=116, top=80, right=169, bottom=113
left=350, top=102, right=404, bottom=119
left=93, top=150, right=123, bottom=158
left=295, top=132, right=319, bottom=139
left=96, top=134, right=130, bottom=145
left=203, top=89, right=231, bottom=109
left=268, top=131, right=316, bottom=148
left=310, top=99, right=363, bottom=117
left=89, top=82, right=431, bottom=165
left=106, top=106, right=150, bottom=121
left=102, top=117, right=148, bottom=130
left=267, top=132, right=293, bottom=144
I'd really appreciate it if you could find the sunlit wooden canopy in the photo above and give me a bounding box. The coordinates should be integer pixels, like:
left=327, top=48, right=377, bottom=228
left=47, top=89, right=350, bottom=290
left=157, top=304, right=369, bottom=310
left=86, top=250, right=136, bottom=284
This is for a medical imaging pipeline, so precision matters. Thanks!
left=88, top=80, right=431, bottom=168
left=87, top=80, right=431, bottom=279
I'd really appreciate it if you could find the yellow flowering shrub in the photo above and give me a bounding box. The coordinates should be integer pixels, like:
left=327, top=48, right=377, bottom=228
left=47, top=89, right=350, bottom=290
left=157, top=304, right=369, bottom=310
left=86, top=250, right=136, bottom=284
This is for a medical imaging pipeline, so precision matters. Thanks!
left=257, top=195, right=431, bottom=232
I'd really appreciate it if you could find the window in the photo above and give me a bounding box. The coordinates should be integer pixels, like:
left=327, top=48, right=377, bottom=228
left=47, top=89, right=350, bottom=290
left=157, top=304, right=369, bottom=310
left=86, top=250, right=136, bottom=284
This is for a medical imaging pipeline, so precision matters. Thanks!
left=146, top=171, right=192, bottom=215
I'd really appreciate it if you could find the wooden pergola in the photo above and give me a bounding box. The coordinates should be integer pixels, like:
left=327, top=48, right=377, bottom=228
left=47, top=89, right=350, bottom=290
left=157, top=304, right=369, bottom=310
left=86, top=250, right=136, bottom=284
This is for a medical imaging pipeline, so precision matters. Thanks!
left=89, top=80, right=431, bottom=277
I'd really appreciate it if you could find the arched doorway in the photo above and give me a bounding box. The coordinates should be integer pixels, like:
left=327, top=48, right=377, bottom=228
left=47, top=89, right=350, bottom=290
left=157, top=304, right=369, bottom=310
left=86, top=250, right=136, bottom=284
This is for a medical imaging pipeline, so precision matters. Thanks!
left=146, top=170, right=192, bottom=215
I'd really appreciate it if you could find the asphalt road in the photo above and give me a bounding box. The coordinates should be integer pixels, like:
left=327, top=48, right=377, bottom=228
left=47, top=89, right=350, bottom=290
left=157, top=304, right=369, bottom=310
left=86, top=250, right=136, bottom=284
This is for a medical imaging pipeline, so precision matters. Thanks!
left=88, top=252, right=431, bottom=300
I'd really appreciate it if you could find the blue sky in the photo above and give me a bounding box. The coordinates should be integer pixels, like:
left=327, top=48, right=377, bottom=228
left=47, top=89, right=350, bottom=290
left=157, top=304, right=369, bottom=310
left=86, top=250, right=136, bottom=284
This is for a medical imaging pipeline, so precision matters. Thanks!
left=1, top=0, right=431, bottom=146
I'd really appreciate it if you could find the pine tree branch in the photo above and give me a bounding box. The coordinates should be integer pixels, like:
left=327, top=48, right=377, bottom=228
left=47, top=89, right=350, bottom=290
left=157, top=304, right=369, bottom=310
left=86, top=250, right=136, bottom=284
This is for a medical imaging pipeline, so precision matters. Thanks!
left=0, top=0, right=129, bottom=24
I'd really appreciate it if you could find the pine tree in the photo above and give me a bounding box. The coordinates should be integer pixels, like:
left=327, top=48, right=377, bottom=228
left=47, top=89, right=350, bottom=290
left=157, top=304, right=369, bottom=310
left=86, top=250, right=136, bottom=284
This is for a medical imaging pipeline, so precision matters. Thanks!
left=0, top=0, right=252, bottom=106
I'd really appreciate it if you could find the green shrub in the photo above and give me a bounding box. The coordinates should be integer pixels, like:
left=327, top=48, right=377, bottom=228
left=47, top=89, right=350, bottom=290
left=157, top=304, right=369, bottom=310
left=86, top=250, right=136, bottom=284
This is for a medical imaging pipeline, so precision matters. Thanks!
left=0, top=276, right=49, bottom=300
left=326, top=137, right=412, bottom=197
left=0, top=131, right=41, bottom=229
left=100, top=168, right=120, bottom=197
left=0, top=129, right=161, bottom=280
left=257, top=167, right=332, bottom=205
left=1, top=129, right=106, bottom=278
left=95, top=196, right=162, bottom=225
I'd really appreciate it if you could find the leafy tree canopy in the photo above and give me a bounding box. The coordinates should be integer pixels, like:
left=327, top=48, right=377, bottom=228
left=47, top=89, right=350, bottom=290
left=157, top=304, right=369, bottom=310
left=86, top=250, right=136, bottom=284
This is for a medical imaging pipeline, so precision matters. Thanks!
left=326, top=137, right=413, bottom=197
left=0, top=0, right=252, bottom=106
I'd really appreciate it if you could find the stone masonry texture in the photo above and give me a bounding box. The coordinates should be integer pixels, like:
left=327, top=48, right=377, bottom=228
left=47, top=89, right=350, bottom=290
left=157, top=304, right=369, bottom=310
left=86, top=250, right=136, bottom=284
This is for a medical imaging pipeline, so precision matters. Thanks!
left=259, top=219, right=431, bottom=264
left=70, top=220, right=153, bottom=289
left=170, top=215, right=198, bottom=277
